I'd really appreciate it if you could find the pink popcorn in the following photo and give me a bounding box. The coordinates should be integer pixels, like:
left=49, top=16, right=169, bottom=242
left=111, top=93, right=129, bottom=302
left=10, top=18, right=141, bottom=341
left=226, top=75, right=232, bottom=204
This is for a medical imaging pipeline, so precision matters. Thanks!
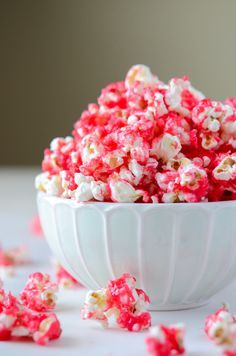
left=36, top=64, right=236, bottom=204
left=225, top=97, right=236, bottom=110
left=52, top=259, right=82, bottom=289
left=28, top=312, right=61, bottom=346
left=20, top=272, right=58, bottom=312
left=151, top=133, right=182, bottom=162
left=0, top=245, right=29, bottom=267
left=156, top=159, right=208, bottom=203
left=146, top=323, right=185, bottom=356
left=0, top=288, right=61, bottom=345
left=192, top=99, right=226, bottom=132
left=30, top=215, right=44, bottom=237
left=163, top=112, right=193, bottom=145
left=0, top=279, right=61, bottom=346
left=205, top=304, right=236, bottom=355
left=81, top=273, right=151, bottom=332
left=165, top=76, right=204, bottom=117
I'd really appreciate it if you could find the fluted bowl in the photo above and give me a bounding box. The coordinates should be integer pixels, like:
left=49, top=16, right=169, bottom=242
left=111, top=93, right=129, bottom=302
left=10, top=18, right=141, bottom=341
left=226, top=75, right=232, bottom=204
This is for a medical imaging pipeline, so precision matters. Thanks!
left=37, top=192, right=236, bottom=310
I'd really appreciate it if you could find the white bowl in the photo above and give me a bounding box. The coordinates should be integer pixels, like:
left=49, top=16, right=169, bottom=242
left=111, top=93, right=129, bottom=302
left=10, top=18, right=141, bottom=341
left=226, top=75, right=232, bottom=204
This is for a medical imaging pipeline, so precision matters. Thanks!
left=37, top=192, right=236, bottom=310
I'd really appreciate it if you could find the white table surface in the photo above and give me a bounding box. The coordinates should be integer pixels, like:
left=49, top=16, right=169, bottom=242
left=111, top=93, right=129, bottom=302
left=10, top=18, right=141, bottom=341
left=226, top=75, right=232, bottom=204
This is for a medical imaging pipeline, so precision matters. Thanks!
left=0, top=167, right=235, bottom=355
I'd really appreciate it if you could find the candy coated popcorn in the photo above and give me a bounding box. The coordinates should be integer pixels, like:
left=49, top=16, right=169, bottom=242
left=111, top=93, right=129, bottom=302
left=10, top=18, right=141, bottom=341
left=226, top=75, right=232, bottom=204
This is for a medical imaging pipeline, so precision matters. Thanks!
left=0, top=245, right=29, bottom=279
left=165, top=76, right=204, bottom=117
left=20, top=272, right=58, bottom=312
left=225, top=97, right=236, bottom=110
left=146, top=323, right=185, bottom=356
left=0, top=285, right=61, bottom=345
left=36, top=65, right=236, bottom=203
left=205, top=304, right=236, bottom=355
left=0, top=245, right=29, bottom=267
left=52, top=259, right=82, bottom=289
left=81, top=273, right=151, bottom=331
left=29, top=215, right=44, bottom=237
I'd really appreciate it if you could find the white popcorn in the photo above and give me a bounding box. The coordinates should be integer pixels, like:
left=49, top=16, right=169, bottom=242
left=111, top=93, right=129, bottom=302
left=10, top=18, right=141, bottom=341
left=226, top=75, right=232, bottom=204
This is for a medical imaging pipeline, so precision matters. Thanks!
left=179, top=163, right=207, bottom=190
left=90, top=181, right=109, bottom=201
left=103, top=152, right=124, bottom=169
left=201, top=132, right=220, bottom=150
left=109, top=179, right=141, bottom=203
left=213, top=156, right=236, bottom=181
left=35, top=173, right=63, bottom=196
left=151, top=133, right=182, bottom=162
left=162, top=192, right=192, bottom=203
left=74, top=172, right=93, bottom=185
left=75, top=182, right=93, bottom=202
left=125, top=64, right=158, bottom=89
left=128, top=159, right=143, bottom=183
left=165, top=77, right=204, bottom=117
left=81, top=135, right=104, bottom=163
left=84, top=289, right=108, bottom=312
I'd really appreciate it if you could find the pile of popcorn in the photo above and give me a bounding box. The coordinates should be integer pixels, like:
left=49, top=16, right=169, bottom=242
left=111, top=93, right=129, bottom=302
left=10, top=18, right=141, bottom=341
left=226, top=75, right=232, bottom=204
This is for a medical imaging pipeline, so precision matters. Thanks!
left=205, top=304, right=236, bottom=356
left=0, top=273, right=61, bottom=345
left=81, top=273, right=151, bottom=331
left=36, top=64, right=236, bottom=203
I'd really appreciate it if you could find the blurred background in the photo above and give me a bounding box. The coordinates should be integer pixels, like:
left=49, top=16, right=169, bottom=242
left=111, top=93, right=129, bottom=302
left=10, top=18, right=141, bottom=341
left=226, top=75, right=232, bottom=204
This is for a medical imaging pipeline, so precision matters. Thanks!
left=1, top=0, right=236, bottom=166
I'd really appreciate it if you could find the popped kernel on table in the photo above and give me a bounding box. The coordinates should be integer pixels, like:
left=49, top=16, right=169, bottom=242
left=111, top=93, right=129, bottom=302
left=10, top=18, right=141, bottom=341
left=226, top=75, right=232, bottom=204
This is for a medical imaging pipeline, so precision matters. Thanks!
left=0, top=167, right=236, bottom=355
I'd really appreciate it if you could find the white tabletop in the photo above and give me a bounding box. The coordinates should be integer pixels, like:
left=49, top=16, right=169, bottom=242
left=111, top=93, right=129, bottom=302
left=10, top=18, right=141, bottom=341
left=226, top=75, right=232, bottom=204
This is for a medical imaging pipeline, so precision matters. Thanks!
left=0, top=167, right=235, bottom=355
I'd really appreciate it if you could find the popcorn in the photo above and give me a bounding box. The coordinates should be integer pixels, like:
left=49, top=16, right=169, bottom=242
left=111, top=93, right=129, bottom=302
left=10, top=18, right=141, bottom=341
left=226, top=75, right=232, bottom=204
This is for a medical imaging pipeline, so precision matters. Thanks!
left=36, top=64, right=236, bottom=204
left=225, top=97, right=236, bottom=110
left=151, top=133, right=182, bottom=162
left=165, top=76, right=204, bottom=117
left=0, top=245, right=29, bottom=267
left=205, top=304, right=236, bottom=355
left=35, top=172, right=63, bottom=196
left=0, top=286, right=61, bottom=345
left=30, top=313, right=61, bottom=346
left=29, top=215, right=44, bottom=237
left=109, top=178, right=141, bottom=203
left=0, top=245, right=29, bottom=279
left=213, top=155, right=236, bottom=181
left=20, top=272, right=58, bottom=312
left=125, top=64, right=158, bottom=89
left=146, top=323, right=185, bottom=356
left=156, top=159, right=208, bottom=203
left=52, top=259, right=81, bottom=289
left=81, top=273, right=151, bottom=332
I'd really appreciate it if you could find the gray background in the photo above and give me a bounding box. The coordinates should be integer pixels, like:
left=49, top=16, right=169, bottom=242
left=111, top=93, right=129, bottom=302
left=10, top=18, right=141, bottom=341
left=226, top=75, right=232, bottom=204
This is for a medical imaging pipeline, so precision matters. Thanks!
left=1, top=0, right=236, bottom=165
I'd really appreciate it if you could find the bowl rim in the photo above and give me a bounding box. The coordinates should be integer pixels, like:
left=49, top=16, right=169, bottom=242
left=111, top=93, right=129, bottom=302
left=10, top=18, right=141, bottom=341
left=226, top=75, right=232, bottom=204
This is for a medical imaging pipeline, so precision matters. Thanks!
left=37, top=192, right=236, bottom=208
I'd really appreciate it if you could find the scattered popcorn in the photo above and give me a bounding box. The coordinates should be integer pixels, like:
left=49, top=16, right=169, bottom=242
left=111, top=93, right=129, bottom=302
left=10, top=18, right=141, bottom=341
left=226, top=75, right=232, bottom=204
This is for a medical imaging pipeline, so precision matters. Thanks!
left=36, top=65, right=236, bottom=203
left=0, top=286, right=61, bottom=345
left=20, top=272, right=58, bottom=312
left=146, top=323, right=185, bottom=356
left=81, top=273, right=151, bottom=331
left=0, top=245, right=29, bottom=267
left=205, top=304, right=236, bottom=355
left=0, top=245, right=29, bottom=279
left=29, top=215, right=44, bottom=237
left=52, top=259, right=82, bottom=289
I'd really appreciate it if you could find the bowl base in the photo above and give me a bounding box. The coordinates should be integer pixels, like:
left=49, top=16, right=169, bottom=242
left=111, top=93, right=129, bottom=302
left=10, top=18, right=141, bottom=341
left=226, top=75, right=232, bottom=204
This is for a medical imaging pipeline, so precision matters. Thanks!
left=149, top=300, right=209, bottom=311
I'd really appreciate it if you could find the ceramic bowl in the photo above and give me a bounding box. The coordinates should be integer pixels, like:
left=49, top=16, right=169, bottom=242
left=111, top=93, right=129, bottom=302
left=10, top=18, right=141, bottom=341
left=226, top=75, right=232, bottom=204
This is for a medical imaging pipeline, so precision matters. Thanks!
left=37, top=192, right=236, bottom=310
